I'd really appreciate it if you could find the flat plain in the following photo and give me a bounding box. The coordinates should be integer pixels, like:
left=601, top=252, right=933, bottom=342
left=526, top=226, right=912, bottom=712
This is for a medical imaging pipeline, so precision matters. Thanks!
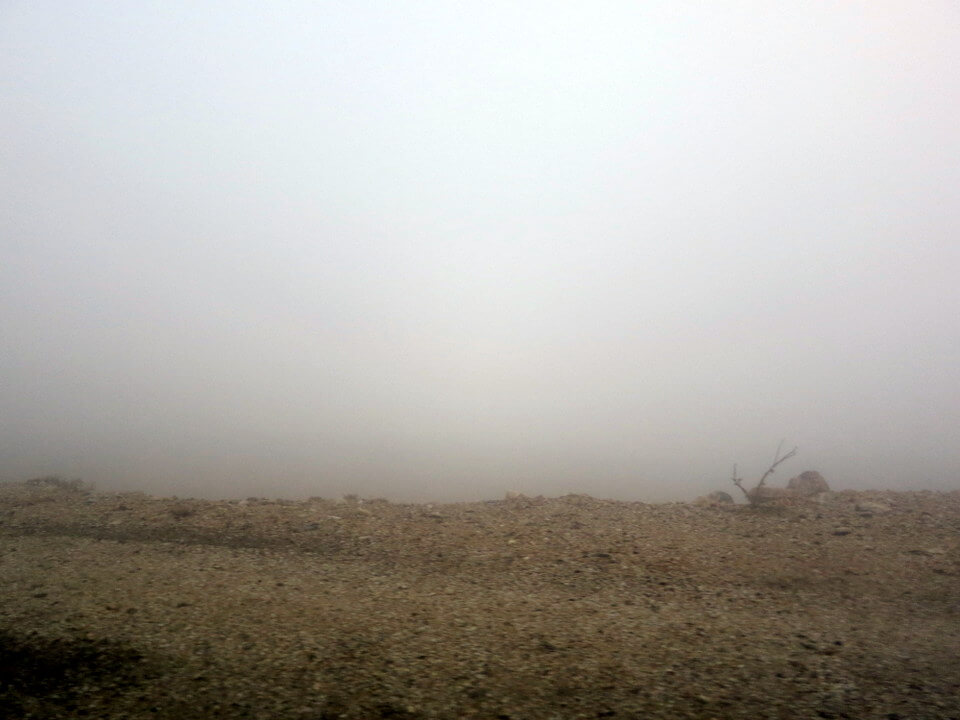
left=1, top=482, right=958, bottom=719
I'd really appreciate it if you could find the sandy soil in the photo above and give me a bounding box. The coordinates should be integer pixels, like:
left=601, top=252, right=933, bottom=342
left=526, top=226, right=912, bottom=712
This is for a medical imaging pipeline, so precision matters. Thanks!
left=1, top=481, right=958, bottom=719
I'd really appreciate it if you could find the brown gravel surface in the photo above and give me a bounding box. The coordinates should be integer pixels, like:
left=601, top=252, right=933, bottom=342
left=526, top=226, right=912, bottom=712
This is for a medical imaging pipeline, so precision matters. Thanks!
left=1, top=482, right=959, bottom=720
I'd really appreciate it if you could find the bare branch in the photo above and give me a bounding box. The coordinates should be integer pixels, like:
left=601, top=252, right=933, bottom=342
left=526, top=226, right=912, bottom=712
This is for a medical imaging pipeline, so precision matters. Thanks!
left=757, top=445, right=798, bottom=489
left=772, top=439, right=785, bottom=467
left=731, top=463, right=751, bottom=501
left=730, top=443, right=799, bottom=505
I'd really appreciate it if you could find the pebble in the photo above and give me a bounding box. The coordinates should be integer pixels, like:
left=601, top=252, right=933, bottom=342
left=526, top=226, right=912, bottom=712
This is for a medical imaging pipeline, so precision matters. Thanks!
left=856, top=502, right=891, bottom=515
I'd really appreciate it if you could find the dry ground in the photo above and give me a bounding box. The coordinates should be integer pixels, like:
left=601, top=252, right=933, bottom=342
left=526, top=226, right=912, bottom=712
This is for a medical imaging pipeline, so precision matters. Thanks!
left=1, top=481, right=958, bottom=719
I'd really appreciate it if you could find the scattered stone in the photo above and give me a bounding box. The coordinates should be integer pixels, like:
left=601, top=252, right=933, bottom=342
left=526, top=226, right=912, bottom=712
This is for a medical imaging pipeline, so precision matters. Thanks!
left=2, top=479, right=960, bottom=718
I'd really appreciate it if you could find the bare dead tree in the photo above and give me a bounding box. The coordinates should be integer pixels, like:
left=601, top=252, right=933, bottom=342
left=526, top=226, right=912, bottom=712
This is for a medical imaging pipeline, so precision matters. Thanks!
left=732, top=441, right=799, bottom=504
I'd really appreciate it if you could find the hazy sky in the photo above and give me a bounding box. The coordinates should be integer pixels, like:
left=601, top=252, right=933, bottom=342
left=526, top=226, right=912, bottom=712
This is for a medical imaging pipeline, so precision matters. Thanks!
left=2, top=1, right=958, bottom=501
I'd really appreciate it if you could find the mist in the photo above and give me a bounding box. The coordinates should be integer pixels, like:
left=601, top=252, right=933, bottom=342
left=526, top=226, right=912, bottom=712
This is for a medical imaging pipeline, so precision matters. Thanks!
left=2, top=2, right=958, bottom=502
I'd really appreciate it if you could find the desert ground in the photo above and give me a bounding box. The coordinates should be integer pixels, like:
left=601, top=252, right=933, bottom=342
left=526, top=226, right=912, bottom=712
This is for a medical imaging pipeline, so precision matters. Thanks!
left=1, top=480, right=958, bottom=720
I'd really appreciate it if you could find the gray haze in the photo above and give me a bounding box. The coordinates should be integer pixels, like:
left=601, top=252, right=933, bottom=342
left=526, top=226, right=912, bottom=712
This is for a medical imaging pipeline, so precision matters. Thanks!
left=2, top=2, right=959, bottom=502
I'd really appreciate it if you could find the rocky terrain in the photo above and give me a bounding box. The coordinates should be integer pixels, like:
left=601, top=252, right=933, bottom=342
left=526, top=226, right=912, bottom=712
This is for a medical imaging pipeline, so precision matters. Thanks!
left=1, top=480, right=958, bottom=719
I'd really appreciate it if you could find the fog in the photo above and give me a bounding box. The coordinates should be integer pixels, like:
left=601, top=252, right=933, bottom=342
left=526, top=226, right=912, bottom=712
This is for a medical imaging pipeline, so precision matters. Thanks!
left=2, top=2, right=958, bottom=502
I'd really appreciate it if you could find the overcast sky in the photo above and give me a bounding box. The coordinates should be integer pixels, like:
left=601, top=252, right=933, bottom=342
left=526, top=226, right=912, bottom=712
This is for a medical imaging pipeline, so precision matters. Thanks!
left=2, top=1, right=958, bottom=501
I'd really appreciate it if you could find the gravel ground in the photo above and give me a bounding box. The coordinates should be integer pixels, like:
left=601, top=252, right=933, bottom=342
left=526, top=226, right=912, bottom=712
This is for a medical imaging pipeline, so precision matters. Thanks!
left=1, top=481, right=958, bottom=719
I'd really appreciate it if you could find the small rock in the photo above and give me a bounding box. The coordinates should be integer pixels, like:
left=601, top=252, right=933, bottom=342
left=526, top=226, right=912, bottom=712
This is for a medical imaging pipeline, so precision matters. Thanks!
left=856, top=501, right=891, bottom=515
left=833, top=527, right=852, bottom=536
left=693, top=491, right=734, bottom=506
left=908, top=548, right=946, bottom=556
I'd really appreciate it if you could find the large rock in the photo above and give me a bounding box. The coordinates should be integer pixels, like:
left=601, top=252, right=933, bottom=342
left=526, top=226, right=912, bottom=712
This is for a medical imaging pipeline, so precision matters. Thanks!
left=787, top=471, right=830, bottom=496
